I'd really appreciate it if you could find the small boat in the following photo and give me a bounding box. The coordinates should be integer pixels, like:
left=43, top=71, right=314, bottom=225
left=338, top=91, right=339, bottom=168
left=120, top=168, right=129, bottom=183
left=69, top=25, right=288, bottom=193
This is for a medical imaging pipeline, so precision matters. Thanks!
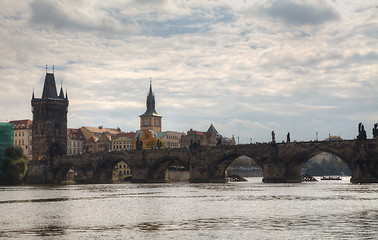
left=321, top=176, right=342, bottom=180
left=228, top=174, right=247, bottom=182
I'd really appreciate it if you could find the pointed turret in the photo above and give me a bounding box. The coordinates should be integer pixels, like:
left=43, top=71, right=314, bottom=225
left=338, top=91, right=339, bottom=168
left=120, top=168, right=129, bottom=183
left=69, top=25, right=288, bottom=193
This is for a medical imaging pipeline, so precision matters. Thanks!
left=59, top=86, right=64, bottom=99
left=32, top=89, right=35, bottom=100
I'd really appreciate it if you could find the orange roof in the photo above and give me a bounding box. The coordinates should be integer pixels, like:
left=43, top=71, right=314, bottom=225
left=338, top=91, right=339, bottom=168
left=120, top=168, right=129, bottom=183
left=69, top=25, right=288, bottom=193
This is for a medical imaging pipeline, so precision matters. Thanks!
left=67, top=128, right=85, bottom=140
left=82, top=126, right=121, bottom=135
left=86, top=136, right=97, bottom=143
left=114, top=132, right=137, bottom=140
left=9, top=119, right=32, bottom=129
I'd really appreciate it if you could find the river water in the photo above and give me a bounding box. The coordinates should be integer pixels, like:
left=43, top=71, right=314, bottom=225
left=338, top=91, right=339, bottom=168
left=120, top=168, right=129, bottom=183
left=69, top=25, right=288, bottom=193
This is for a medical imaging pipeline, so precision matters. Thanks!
left=0, top=177, right=377, bottom=239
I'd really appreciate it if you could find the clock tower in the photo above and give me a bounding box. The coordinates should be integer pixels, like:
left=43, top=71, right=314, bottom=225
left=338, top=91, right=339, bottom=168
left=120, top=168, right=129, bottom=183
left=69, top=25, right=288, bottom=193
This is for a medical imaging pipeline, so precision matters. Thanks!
left=139, top=81, right=162, bottom=132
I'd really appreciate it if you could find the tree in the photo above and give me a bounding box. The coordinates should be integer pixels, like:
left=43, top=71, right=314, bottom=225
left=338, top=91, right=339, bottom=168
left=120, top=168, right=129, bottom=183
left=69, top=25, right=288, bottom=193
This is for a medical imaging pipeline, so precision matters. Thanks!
left=0, top=146, right=28, bottom=185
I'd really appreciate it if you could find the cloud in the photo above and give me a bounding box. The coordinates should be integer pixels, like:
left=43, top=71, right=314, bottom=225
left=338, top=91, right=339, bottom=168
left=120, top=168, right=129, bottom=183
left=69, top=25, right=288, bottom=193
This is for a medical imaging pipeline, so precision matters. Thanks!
left=29, top=0, right=138, bottom=33
left=0, top=0, right=377, bottom=143
left=247, top=0, right=340, bottom=26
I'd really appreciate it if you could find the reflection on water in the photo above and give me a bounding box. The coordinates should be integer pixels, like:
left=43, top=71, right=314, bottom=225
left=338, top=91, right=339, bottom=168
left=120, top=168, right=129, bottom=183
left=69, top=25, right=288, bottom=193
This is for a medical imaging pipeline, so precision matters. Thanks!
left=0, top=177, right=377, bottom=239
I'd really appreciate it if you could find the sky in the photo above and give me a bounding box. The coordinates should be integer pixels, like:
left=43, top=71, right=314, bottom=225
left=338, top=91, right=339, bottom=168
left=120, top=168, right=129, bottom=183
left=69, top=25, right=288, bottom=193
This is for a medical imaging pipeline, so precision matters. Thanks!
left=0, top=0, right=377, bottom=144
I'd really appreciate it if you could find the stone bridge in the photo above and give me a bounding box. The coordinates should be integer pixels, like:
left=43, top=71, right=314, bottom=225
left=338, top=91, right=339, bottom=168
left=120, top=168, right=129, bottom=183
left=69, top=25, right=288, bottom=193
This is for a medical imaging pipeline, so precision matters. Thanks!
left=30, top=139, right=378, bottom=184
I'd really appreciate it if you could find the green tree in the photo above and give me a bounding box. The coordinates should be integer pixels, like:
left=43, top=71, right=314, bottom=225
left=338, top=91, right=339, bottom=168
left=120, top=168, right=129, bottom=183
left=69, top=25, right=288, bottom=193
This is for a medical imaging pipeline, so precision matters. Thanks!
left=0, top=146, right=28, bottom=185
left=303, top=156, right=351, bottom=176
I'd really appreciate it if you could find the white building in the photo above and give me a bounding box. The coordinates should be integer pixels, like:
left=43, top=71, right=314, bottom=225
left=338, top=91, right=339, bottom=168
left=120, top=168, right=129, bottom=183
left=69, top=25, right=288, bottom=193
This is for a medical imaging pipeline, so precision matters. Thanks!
left=157, top=131, right=184, bottom=148
left=67, top=128, right=85, bottom=155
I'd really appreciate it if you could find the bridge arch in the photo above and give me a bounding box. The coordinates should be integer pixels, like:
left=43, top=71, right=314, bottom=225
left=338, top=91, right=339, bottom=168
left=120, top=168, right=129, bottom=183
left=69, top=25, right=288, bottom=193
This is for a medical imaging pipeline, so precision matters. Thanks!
left=287, top=147, right=352, bottom=180
left=211, top=150, right=265, bottom=182
left=94, top=156, right=135, bottom=184
left=52, top=163, right=77, bottom=184
left=149, top=156, right=190, bottom=182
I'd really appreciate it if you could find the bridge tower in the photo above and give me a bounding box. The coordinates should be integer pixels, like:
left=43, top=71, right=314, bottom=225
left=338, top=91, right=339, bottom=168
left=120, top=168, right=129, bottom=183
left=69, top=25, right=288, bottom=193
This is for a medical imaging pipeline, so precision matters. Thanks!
left=31, top=68, right=69, bottom=163
left=139, top=81, right=162, bottom=132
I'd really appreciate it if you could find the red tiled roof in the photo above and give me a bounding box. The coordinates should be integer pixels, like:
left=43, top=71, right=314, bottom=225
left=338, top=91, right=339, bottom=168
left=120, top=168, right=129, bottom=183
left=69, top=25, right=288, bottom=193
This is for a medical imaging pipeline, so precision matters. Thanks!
left=86, top=136, right=97, bottom=143
left=82, top=126, right=121, bottom=135
left=67, top=128, right=85, bottom=140
left=9, top=119, right=32, bottom=129
left=114, top=132, right=137, bottom=140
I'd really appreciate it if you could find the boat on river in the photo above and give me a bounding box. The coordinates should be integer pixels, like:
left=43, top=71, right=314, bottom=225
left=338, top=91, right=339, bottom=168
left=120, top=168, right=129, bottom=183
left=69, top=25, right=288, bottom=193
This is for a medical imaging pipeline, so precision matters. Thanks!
left=321, top=176, right=342, bottom=180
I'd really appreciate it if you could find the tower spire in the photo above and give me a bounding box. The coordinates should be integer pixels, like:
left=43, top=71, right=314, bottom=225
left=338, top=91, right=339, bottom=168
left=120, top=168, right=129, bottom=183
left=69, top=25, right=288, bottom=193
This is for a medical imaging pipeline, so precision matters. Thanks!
left=139, top=79, right=162, bottom=132
left=140, top=80, right=160, bottom=117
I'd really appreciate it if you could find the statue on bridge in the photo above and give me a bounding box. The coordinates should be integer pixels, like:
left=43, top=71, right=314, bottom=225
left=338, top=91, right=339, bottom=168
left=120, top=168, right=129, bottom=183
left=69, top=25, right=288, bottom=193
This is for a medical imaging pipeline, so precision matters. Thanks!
left=287, top=132, right=290, bottom=143
left=357, top=123, right=367, bottom=140
left=271, top=131, right=275, bottom=143
left=156, top=139, right=162, bottom=149
left=373, top=123, right=378, bottom=139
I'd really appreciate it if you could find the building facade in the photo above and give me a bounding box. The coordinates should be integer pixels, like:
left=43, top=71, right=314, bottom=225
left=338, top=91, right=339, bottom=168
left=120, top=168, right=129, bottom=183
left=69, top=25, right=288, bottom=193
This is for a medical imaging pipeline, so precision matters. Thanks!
left=140, top=82, right=162, bottom=132
left=67, top=128, right=85, bottom=155
left=181, top=127, right=217, bottom=147
left=80, top=126, right=121, bottom=153
left=31, top=71, right=68, bottom=162
left=134, top=129, right=159, bottom=149
left=180, top=124, right=235, bottom=147
left=111, top=132, right=136, bottom=151
left=85, top=133, right=112, bottom=153
left=157, top=131, right=183, bottom=148
left=112, top=160, right=132, bottom=181
left=9, top=120, right=33, bottom=160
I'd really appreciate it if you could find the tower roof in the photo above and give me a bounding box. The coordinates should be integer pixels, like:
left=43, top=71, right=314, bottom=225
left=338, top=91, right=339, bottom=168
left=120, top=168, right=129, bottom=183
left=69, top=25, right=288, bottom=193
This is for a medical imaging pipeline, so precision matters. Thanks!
left=59, top=86, right=64, bottom=99
left=140, top=81, right=161, bottom=117
left=207, top=124, right=219, bottom=135
left=42, top=73, right=58, bottom=99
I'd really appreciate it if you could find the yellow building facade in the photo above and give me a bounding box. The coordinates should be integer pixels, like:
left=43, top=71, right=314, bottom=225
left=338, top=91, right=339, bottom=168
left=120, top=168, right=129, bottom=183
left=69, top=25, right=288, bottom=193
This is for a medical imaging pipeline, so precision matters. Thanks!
left=134, top=129, right=162, bottom=149
left=112, top=160, right=132, bottom=181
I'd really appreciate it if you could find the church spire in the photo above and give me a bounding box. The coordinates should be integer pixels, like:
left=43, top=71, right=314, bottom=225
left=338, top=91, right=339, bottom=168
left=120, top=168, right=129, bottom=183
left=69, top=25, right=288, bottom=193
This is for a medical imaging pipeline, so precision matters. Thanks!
left=140, top=81, right=159, bottom=117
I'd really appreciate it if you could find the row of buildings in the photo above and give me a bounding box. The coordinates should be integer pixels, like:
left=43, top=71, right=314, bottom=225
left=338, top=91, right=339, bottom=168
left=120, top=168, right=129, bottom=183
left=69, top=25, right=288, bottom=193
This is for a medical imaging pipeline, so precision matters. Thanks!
left=2, top=72, right=236, bottom=164
left=7, top=120, right=235, bottom=162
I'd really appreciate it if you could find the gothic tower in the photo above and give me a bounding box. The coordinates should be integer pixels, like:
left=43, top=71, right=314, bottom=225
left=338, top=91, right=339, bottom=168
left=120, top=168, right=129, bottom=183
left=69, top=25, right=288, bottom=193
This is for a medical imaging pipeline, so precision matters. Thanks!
left=139, top=81, right=162, bottom=132
left=31, top=69, right=69, bottom=162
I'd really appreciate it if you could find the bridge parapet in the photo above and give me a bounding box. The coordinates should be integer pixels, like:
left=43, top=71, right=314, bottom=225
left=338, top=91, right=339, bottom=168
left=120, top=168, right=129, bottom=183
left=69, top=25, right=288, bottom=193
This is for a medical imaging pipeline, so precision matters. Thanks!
left=28, top=139, right=378, bottom=184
